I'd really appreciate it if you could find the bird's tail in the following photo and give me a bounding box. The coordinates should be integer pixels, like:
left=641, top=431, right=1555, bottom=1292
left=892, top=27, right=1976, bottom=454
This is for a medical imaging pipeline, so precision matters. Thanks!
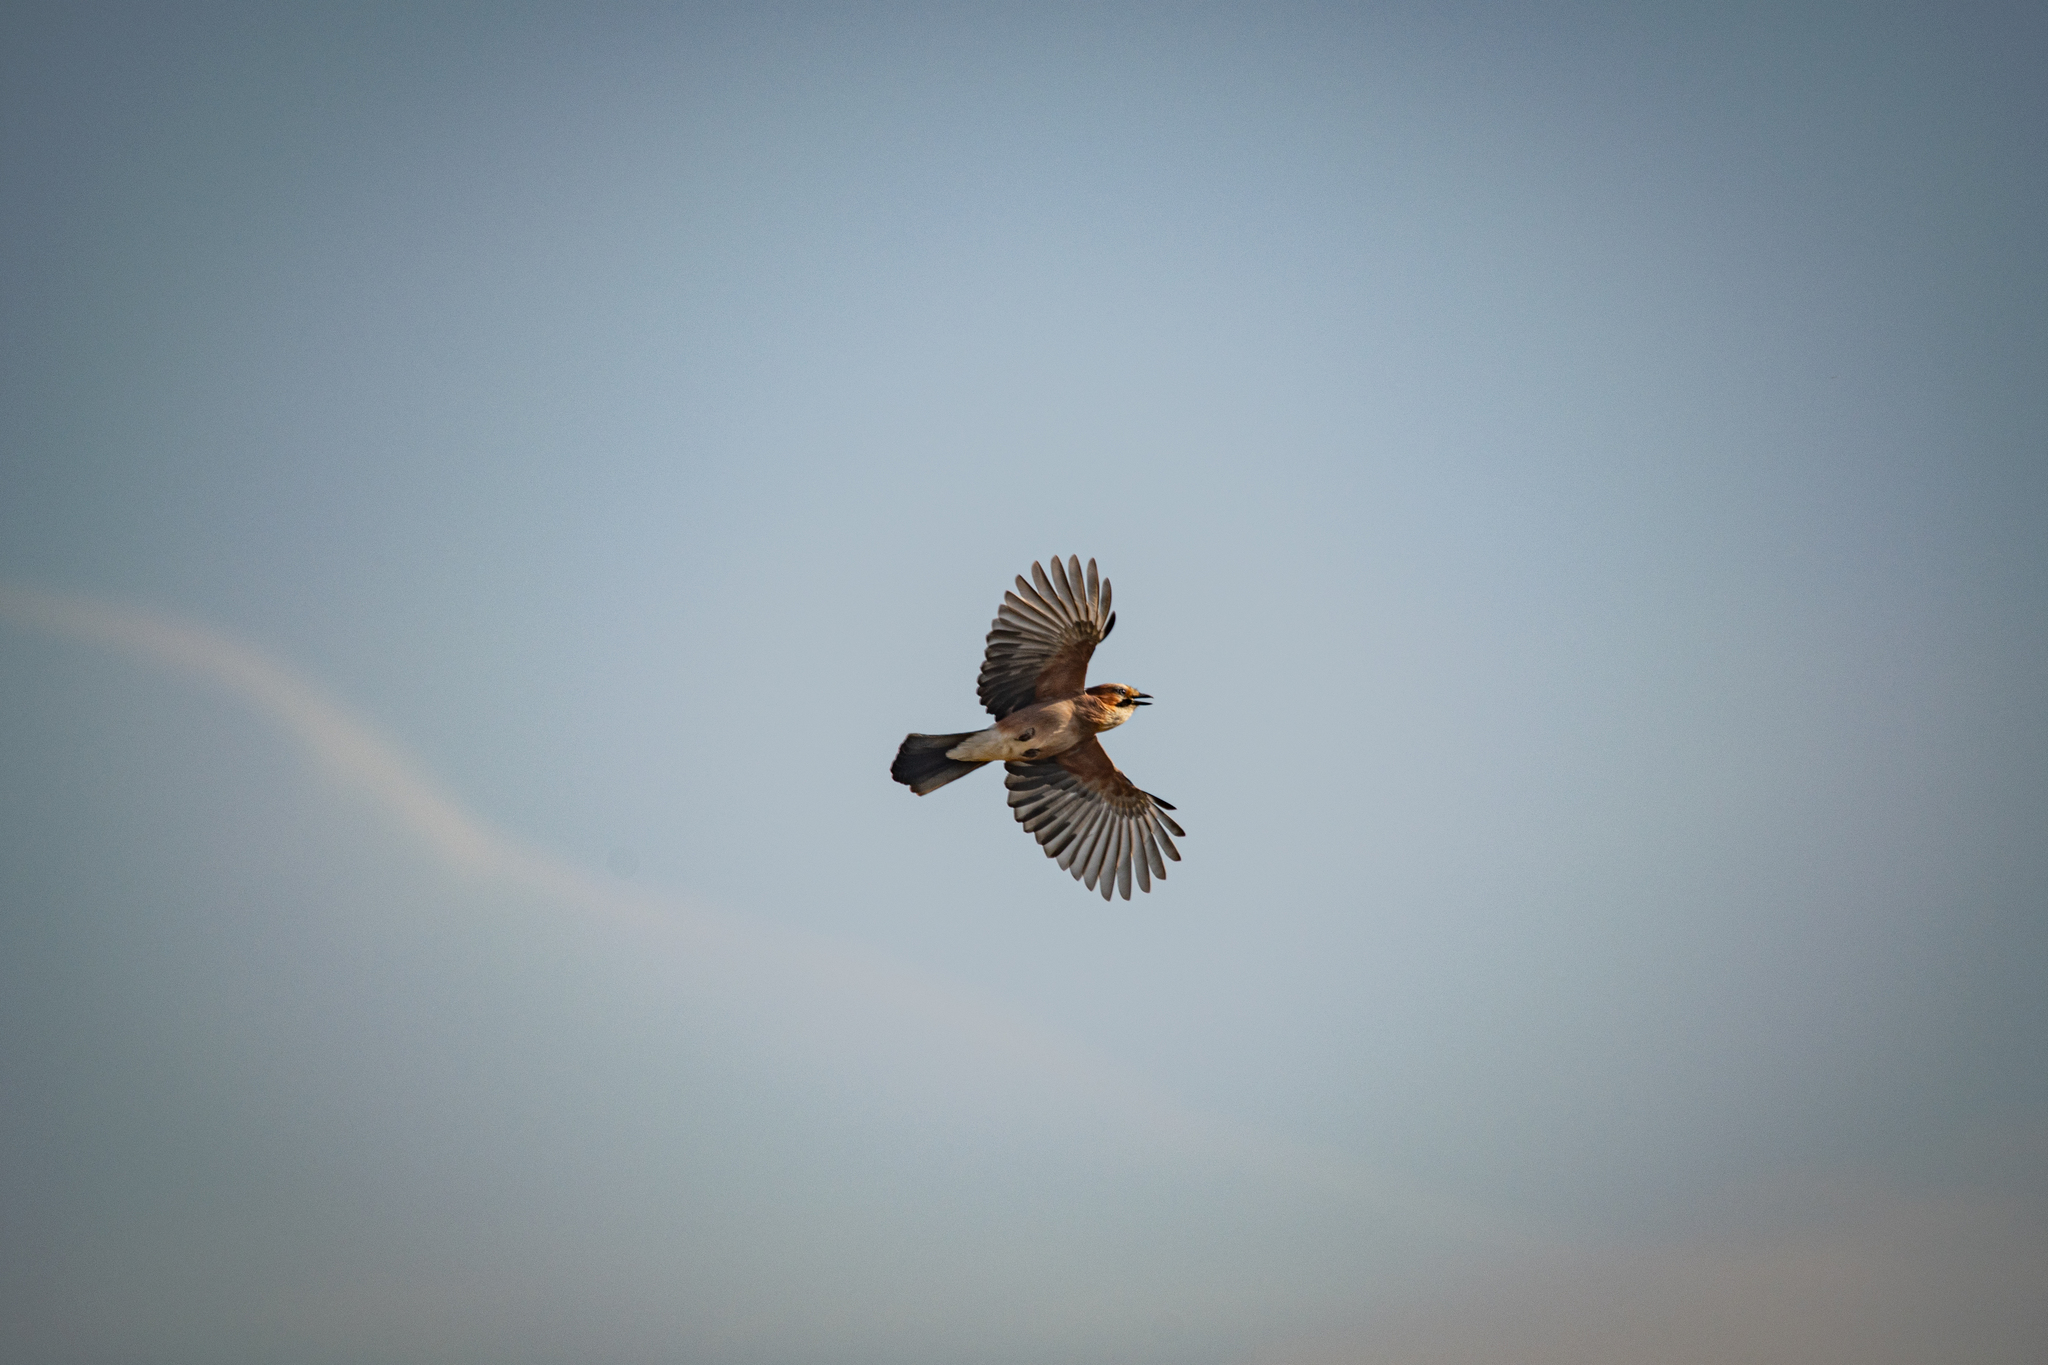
left=891, top=732, right=989, bottom=795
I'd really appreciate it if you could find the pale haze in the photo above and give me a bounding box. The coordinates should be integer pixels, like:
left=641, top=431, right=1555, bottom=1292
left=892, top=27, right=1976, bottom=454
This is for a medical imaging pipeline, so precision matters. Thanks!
left=3, top=4, right=2044, bottom=1363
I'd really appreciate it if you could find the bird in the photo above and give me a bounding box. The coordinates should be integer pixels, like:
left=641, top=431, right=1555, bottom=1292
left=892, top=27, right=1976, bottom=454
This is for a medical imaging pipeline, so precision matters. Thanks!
left=891, top=556, right=1184, bottom=900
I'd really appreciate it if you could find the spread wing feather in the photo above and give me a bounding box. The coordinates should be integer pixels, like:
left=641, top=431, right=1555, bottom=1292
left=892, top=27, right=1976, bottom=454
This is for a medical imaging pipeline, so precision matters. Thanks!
left=1003, top=737, right=1184, bottom=901
left=977, top=556, right=1116, bottom=719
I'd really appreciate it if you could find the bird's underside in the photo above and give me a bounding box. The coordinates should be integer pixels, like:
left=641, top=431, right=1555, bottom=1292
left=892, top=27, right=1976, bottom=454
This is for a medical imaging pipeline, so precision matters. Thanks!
left=890, top=556, right=1184, bottom=900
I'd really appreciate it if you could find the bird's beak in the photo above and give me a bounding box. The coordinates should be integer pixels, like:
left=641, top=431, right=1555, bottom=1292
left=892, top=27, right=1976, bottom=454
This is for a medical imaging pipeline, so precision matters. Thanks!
left=1132, top=692, right=1153, bottom=706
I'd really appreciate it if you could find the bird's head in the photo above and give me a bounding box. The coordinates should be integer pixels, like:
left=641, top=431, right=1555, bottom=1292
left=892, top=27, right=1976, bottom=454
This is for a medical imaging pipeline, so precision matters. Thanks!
left=1085, top=684, right=1152, bottom=728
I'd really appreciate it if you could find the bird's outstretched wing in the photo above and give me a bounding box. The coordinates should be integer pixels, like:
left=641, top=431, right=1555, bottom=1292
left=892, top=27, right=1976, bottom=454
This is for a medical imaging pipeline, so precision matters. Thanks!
left=1003, top=737, right=1183, bottom=900
left=977, top=556, right=1114, bottom=720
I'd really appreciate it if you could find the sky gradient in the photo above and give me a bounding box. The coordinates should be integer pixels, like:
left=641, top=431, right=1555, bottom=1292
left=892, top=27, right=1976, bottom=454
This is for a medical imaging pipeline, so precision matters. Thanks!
left=4, top=4, right=2045, bottom=1362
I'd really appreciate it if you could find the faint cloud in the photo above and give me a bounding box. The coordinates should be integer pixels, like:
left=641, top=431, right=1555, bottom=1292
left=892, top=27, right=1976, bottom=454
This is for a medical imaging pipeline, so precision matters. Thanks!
left=0, top=583, right=503, bottom=872
left=1251, top=1171, right=2048, bottom=1365
left=0, top=580, right=1488, bottom=1240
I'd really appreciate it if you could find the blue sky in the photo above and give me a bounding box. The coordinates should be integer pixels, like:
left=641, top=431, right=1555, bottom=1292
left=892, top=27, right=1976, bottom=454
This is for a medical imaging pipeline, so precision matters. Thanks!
left=4, top=4, right=2045, bottom=1362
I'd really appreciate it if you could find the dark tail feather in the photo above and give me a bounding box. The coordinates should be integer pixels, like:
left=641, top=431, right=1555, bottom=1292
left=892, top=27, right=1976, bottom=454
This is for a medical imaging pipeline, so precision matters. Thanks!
left=892, top=732, right=988, bottom=795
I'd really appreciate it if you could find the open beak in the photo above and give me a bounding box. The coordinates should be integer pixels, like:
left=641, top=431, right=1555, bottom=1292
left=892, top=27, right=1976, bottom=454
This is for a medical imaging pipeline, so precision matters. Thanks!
left=1132, top=692, right=1153, bottom=706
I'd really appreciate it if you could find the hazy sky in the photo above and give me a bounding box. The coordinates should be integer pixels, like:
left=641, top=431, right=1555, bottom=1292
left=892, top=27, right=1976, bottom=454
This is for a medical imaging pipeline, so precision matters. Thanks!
left=3, top=4, right=2044, bottom=1362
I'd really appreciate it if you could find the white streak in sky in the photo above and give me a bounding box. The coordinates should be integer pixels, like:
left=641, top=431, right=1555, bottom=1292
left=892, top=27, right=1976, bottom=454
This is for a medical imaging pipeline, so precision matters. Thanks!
left=0, top=580, right=1510, bottom=1250
left=1, top=583, right=503, bottom=869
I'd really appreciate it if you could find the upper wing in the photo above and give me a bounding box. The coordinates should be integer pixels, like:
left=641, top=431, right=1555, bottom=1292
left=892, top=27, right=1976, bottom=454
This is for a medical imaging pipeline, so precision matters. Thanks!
left=977, top=556, right=1115, bottom=719
left=1003, top=736, right=1184, bottom=900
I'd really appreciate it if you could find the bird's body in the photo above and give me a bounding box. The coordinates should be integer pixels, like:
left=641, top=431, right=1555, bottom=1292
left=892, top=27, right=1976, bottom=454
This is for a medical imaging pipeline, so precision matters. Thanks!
left=891, top=557, right=1183, bottom=900
left=942, top=685, right=1136, bottom=764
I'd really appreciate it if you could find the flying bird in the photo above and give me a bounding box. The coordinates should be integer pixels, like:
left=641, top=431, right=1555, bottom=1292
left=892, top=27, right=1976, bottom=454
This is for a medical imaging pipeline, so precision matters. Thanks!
left=891, top=556, right=1184, bottom=900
